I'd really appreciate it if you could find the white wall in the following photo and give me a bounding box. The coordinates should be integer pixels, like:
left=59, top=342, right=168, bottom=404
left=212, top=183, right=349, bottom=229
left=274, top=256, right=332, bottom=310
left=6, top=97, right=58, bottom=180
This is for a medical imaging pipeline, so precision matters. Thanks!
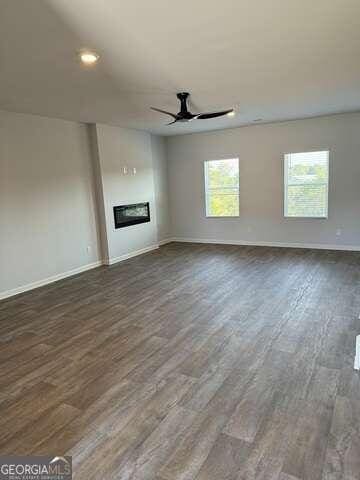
left=166, top=113, right=360, bottom=249
left=93, top=124, right=165, bottom=263
left=0, top=110, right=101, bottom=297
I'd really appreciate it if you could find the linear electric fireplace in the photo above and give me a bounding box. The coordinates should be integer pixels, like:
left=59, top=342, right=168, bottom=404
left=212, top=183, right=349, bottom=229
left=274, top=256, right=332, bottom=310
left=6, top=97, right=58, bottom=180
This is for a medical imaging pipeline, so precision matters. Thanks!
left=113, top=202, right=150, bottom=229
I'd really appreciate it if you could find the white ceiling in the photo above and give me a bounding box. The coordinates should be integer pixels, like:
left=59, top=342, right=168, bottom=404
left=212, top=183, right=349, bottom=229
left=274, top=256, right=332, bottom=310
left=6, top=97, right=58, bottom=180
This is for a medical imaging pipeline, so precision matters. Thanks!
left=1, top=0, right=360, bottom=135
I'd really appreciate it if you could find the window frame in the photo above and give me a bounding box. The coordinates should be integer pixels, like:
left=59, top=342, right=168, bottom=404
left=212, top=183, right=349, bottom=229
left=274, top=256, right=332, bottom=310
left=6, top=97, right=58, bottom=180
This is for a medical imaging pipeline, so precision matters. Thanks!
left=283, top=150, right=330, bottom=219
left=204, top=157, right=240, bottom=218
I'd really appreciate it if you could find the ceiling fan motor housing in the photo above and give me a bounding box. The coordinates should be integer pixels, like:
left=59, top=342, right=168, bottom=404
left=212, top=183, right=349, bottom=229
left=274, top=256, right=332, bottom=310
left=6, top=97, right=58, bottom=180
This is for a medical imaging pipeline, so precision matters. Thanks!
left=176, top=92, right=195, bottom=120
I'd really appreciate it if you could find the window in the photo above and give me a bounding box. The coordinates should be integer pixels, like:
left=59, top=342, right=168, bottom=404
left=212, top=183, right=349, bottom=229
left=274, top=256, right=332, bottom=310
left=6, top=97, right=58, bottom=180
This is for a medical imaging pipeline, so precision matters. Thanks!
left=204, top=158, right=239, bottom=217
left=284, top=151, right=329, bottom=218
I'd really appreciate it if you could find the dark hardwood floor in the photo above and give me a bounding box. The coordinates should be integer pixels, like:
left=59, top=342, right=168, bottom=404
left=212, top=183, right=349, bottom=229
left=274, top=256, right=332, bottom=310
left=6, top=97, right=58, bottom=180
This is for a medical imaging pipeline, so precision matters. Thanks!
left=0, top=242, right=359, bottom=479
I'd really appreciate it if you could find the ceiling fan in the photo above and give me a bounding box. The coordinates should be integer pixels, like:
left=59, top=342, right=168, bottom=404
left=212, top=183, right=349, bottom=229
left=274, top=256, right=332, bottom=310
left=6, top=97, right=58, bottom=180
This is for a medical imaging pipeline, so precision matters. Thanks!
left=151, top=92, right=234, bottom=125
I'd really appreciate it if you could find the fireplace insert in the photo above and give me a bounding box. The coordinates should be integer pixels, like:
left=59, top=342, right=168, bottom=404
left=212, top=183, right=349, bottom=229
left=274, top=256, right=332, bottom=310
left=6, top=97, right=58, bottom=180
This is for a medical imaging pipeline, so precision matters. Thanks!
left=113, top=202, right=150, bottom=229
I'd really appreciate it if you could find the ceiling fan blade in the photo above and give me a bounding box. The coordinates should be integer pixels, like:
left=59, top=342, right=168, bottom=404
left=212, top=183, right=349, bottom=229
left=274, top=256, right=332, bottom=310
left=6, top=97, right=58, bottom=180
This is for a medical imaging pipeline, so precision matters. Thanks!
left=167, top=120, right=178, bottom=125
left=197, top=109, right=234, bottom=120
left=150, top=107, right=177, bottom=119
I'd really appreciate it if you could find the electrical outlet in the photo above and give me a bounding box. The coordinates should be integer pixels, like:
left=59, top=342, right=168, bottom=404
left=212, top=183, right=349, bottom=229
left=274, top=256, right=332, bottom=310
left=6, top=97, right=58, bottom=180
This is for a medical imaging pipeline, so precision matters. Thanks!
left=87, top=246, right=91, bottom=253
left=247, top=226, right=253, bottom=233
left=336, top=228, right=342, bottom=237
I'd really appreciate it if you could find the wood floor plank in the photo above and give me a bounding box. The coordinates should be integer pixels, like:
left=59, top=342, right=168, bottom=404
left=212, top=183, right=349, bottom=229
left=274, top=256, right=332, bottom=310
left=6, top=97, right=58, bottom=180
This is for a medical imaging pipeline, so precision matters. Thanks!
left=322, top=381, right=360, bottom=479
left=110, top=406, right=198, bottom=480
left=223, top=350, right=291, bottom=442
left=235, top=408, right=295, bottom=480
left=159, top=408, right=228, bottom=480
left=1, top=403, right=80, bottom=455
left=195, top=433, right=251, bottom=480
left=72, top=375, right=196, bottom=479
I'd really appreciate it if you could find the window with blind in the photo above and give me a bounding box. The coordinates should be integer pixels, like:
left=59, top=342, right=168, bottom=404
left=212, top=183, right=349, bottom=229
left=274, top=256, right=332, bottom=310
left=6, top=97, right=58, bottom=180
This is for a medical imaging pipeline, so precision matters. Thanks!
left=204, top=158, right=239, bottom=217
left=284, top=151, right=329, bottom=218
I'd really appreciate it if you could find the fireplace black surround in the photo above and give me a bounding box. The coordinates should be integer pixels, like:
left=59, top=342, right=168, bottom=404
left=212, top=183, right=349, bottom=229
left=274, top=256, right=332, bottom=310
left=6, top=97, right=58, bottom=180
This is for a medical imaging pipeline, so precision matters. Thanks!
left=113, top=202, right=150, bottom=229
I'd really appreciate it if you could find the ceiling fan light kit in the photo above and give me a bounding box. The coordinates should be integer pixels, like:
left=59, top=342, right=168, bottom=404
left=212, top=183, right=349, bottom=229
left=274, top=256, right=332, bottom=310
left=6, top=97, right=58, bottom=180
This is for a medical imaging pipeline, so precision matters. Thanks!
left=151, top=92, right=234, bottom=125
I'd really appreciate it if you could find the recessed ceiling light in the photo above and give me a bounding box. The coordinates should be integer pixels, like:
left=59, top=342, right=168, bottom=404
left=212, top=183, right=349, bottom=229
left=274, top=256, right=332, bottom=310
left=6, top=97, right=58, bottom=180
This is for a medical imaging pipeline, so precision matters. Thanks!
left=79, top=51, right=99, bottom=65
left=227, top=110, right=235, bottom=117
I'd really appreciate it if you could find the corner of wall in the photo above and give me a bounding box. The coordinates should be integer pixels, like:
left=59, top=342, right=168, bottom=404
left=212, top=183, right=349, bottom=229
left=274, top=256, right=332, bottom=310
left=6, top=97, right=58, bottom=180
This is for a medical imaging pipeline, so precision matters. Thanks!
left=87, top=123, right=110, bottom=264
left=150, top=134, right=172, bottom=243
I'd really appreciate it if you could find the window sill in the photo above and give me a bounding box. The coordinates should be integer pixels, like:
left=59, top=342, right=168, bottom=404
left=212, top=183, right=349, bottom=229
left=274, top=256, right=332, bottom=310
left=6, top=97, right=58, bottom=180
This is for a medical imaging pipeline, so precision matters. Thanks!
left=284, top=216, right=328, bottom=219
left=205, top=215, right=240, bottom=218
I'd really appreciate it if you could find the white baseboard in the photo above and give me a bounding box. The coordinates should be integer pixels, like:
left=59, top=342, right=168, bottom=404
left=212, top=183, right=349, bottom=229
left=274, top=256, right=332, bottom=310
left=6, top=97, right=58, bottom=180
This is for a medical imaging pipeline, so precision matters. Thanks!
left=106, top=244, right=160, bottom=265
left=158, top=238, right=173, bottom=246
left=170, top=237, right=360, bottom=251
left=0, top=260, right=103, bottom=301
